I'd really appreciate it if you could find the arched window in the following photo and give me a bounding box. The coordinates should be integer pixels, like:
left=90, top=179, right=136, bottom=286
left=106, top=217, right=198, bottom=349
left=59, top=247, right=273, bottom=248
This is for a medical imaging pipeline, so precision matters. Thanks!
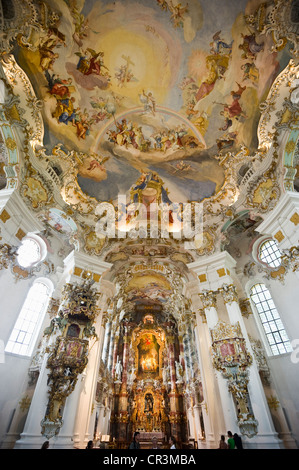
left=258, top=239, right=282, bottom=268
left=17, top=234, right=47, bottom=269
left=5, top=279, right=53, bottom=357
left=250, top=283, right=292, bottom=356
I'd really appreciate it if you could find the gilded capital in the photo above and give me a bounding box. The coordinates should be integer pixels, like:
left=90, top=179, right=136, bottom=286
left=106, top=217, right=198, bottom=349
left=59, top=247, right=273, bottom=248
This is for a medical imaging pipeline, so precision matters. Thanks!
left=199, top=290, right=217, bottom=309
left=220, top=284, right=238, bottom=304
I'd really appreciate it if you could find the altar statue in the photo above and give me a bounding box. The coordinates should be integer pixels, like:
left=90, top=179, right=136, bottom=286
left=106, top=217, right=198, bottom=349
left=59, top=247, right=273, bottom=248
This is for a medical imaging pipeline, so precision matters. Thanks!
left=175, top=360, right=183, bottom=382
left=144, top=393, right=154, bottom=412
left=115, top=358, right=123, bottom=382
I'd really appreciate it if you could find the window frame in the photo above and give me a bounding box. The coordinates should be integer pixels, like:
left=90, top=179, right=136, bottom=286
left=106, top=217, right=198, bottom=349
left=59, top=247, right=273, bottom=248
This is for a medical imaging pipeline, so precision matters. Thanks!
left=252, top=236, right=282, bottom=269
left=5, top=277, right=53, bottom=358
left=16, top=233, right=47, bottom=269
left=248, top=281, right=292, bottom=357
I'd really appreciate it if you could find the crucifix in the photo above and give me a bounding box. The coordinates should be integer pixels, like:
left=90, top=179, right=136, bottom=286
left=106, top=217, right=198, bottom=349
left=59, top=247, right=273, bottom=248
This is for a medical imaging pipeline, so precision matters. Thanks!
left=121, top=54, right=135, bottom=83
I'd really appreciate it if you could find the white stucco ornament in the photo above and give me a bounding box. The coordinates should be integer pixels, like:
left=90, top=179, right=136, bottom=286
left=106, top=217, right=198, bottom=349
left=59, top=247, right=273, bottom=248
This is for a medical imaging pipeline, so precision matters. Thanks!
left=290, top=78, right=299, bottom=105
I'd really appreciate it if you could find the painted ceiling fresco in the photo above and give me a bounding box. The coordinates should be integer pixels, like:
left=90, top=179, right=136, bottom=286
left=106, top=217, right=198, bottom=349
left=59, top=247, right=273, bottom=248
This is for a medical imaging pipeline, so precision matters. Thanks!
left=12, top=0, right=293, bottom=206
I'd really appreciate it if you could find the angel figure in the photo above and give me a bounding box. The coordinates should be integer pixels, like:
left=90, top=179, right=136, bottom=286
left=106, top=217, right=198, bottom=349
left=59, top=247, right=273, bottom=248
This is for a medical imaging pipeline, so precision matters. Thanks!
left=174, top=160, right=191, bottom=173
left=156, top=0, right=169, bottom=11
left=169, top=1, right=189, bottom=28
left=74, top=110, right=94, bottom=140
left=139, top=89, right=156, bottom=115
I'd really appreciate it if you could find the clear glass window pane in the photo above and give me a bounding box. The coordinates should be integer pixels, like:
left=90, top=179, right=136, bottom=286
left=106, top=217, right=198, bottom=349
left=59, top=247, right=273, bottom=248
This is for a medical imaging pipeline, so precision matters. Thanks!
left=267, top=333, right=275, bottom=344
left=250, top=283, right=292, bottom=356
left=5, top=281, right=50, bottom=357
left=259, top=240, right=282, bottom=268
left=264, top=324, right=271, bottom=333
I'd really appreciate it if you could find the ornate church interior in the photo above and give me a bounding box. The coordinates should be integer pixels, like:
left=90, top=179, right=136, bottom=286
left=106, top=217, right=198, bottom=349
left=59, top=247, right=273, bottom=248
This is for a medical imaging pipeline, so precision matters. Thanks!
left=0, top=0, right=299, bottom=450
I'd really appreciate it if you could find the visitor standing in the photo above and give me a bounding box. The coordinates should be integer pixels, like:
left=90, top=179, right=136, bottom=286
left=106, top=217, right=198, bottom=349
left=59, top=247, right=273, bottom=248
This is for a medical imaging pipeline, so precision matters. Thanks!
left=218, top=435, right=228, bottom=449
left=227, top=431, right=235, bottom=449
left=129, top=431, right=140, bottom=449
left=169, top=436, right=176, bottom=449
left=233, top=433, right=243, bottom=449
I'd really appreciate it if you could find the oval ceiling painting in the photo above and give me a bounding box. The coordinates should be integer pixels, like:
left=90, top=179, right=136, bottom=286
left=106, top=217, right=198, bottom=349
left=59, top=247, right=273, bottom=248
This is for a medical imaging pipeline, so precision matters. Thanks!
left=14, top=0, right=290, bottom=205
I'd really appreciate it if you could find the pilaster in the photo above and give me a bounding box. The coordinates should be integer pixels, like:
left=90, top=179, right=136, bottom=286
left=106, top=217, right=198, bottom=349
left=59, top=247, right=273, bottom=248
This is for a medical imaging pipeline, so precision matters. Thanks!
left=188, top=251, right=282, bottom=448
left=256, top=191, right=299, bottom=250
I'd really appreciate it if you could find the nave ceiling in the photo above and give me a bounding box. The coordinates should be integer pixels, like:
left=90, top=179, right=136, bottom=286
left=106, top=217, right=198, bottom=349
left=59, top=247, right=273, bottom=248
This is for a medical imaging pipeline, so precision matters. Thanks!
left=0, top=0, right=299, bottom=310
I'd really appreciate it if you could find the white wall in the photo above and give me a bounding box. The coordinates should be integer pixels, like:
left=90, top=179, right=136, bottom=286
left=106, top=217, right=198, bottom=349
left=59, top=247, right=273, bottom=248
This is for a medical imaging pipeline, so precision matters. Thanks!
left=264, top=271, right=299, bottom=446
left=240, top=266, right=299, bottom=446
left=0, top=268, right=37, bottom=445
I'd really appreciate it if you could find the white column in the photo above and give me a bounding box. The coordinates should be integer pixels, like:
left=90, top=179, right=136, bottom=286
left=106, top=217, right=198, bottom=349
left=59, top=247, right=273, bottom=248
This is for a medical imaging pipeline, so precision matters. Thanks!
left=103, top=407, right=111, bottom=436
left=101, top=318, right=112, bottom=364
left=14, top=331, right=59, bottom=449
left=15, top=251, right=113, bottom=449
left=86, top=306, right=110, bottom=441
left=94, top=403, right=107, bottom=446
left=189, top=250, right=282, bottom=448
left=221, top=286, right=282, bottom=448
left=184, top=279, right=223, bottom=449
left=182, top=315, right=203, bottom=446
left=71, top=279, right=115, bottom=449
left=188, top=251, right=281, bottom=448
left=52, top=373, right=85, bottom=449
left=203, top=295, right=237, bottom=435
left=71, top=319, right=103, bottom=448
left=193, top=320, right=214, bottom=447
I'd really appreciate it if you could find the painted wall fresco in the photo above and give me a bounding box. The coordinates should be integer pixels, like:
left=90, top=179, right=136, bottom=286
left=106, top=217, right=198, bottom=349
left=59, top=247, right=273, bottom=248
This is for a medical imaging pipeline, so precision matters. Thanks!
left=14, top=0, right=290, bottom=204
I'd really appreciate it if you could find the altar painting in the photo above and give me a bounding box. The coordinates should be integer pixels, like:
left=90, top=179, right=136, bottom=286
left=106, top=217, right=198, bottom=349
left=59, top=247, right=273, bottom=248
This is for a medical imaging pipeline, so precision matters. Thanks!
left=137, top=333, right=160, bottom=378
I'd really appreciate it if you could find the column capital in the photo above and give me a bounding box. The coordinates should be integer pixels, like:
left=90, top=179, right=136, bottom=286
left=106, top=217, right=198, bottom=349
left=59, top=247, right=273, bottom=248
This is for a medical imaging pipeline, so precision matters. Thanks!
left=256, top=191, right=299, bottom=249
left=188, top=251, right=236, bottom=290
left=198, top=290, right=217, bottom=309
left=219, top=284, right=238, bottom=304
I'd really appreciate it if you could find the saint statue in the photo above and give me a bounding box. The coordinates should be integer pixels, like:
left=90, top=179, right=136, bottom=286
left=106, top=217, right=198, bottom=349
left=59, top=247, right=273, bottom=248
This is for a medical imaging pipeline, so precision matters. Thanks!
left=114, top=357, right=123, bottom=382
left=144, top=393, right=154, bottom=412
left=175, top=360, right=183, bottom=382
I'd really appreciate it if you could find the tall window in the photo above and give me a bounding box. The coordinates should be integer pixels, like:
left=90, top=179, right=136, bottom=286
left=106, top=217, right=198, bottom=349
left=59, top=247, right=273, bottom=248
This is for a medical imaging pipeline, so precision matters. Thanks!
left=259, top=239, right=282, bottom=268
left=250, top=283, right=292, bottom=356
left=5, top=279, right=52, bottom=357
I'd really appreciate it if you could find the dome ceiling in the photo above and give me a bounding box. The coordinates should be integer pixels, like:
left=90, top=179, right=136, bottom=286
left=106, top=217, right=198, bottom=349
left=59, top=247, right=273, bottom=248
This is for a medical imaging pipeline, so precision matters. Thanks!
left=0, top=0, right=298, bottom=260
